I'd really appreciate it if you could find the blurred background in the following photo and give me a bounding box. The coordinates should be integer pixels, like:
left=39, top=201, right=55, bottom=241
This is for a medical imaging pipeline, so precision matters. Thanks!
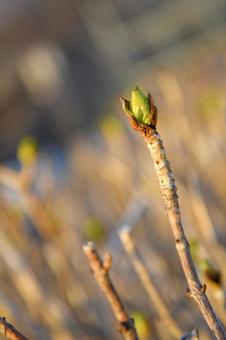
left=0, top=0, right=226, bottom=339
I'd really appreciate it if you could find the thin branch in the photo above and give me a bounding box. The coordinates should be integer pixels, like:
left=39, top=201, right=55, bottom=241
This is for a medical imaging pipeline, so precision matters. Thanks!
left=189, top=181, right=226, bottom=282
left=119, top=225, right=181, bottom=339
left=0, top=167, right=21, bottom=190
left=83, top=242, right=139, bottom=340
left=0, top=317, right=29, bottom=340
left=121, top=93, right=226, bottom=339
left=0, top=165, right=56, bottom=235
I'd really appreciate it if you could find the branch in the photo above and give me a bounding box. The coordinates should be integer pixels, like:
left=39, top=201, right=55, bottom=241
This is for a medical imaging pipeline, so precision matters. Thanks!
left=121, top=92, right=226, bottom=339
left=83, top=242, right=139, bottom=340
left=119, top=225, right=181, bottom=339
left=0, top=165, right=55, bottom=235
left=0, top=317, right=29, bottom=340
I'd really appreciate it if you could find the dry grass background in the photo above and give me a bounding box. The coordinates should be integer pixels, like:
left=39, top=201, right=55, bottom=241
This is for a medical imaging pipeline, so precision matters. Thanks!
left=0, top=45, right=226, bottom=339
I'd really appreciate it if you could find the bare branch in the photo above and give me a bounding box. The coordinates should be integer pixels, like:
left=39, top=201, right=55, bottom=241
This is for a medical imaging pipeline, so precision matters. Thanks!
left=121, top=94, right=226, bottom=339
left=0, top=317, right=29, bottom=340
left=83, top=242, right=139, bottom=340
left=119, top=225, right=181, bottom=339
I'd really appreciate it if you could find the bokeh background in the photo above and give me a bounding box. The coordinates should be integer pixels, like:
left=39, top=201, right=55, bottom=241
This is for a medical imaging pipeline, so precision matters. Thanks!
left=0, top=0, right=226, bottom=339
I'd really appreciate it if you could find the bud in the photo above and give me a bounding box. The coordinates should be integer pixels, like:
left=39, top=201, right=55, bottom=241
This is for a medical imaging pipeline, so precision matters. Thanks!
left=121, top=86, right=154, bottom=126
left=130, top=311, right=150, bottom=339
left=83, top=217, right=105, bottom=242
left=17, top=135, right=38, bottom=166
left=131, top=86, right=151, bottom=125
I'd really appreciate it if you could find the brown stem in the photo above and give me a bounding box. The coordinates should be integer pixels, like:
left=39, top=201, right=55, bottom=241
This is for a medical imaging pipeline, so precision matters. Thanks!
left=0, top=317, right=29, bottom=340
left=119, top=225, right=182, bottom=339
left=83, top=242, right=139, bottom=340
left=122, top=110, right=226, bottom=339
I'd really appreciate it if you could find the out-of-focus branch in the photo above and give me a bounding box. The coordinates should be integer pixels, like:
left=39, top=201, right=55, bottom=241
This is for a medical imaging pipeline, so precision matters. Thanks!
left=0, top=316, right=29, bottom=340
left=119, top=225, right=181, bottom=339
left=83, top=242, right=139, bottom=340
left=0, top=165, right=55, bottom=236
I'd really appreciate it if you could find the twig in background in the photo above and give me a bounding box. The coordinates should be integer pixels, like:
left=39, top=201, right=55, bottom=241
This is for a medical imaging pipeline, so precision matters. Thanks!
left=107, top=194, right=148, bottom=263
left=0, top=316, right=29, bottom=340
left=0, top=165, right=56, bottom=236
left=189, top=179, right=226, bottom=280
left=121, top=87, right=226, bottom=339
left=0, top=166, right=85, bottom=339
left=83, top=241, right=139, bottom=340
left=0, top=137, right=54, bottom=236
left=119, top=224, right=182, bottom=339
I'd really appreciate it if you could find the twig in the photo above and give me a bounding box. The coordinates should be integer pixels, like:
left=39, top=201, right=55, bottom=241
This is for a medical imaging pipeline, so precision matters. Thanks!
left=121, top=91, right=226, bottom=339
left=83, top=242, right=139, bottom=340
left=0, top=165, right=55, bottom=236
left=189, top=180, right=226, bottom=282
left=119, top=225, right=181, bottom=339
left=0, top=317, right=29, bottom=340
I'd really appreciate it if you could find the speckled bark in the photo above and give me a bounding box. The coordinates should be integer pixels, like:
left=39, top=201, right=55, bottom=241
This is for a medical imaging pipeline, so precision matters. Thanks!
left=120, top=101, right=225, bottom=339
left=145, top=130, right=226, bottom=340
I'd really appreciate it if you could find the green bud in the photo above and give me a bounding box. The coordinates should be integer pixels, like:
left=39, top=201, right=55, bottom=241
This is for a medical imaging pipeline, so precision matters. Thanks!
left=121, top=86, right=154, bottom=126
left=130, top=87, right=151, bottom=125
left=83, top=217, right=105, bottom=242
left=17, top=135, right=38, bottom=165
left=130, top=311, right=150, bottom=339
